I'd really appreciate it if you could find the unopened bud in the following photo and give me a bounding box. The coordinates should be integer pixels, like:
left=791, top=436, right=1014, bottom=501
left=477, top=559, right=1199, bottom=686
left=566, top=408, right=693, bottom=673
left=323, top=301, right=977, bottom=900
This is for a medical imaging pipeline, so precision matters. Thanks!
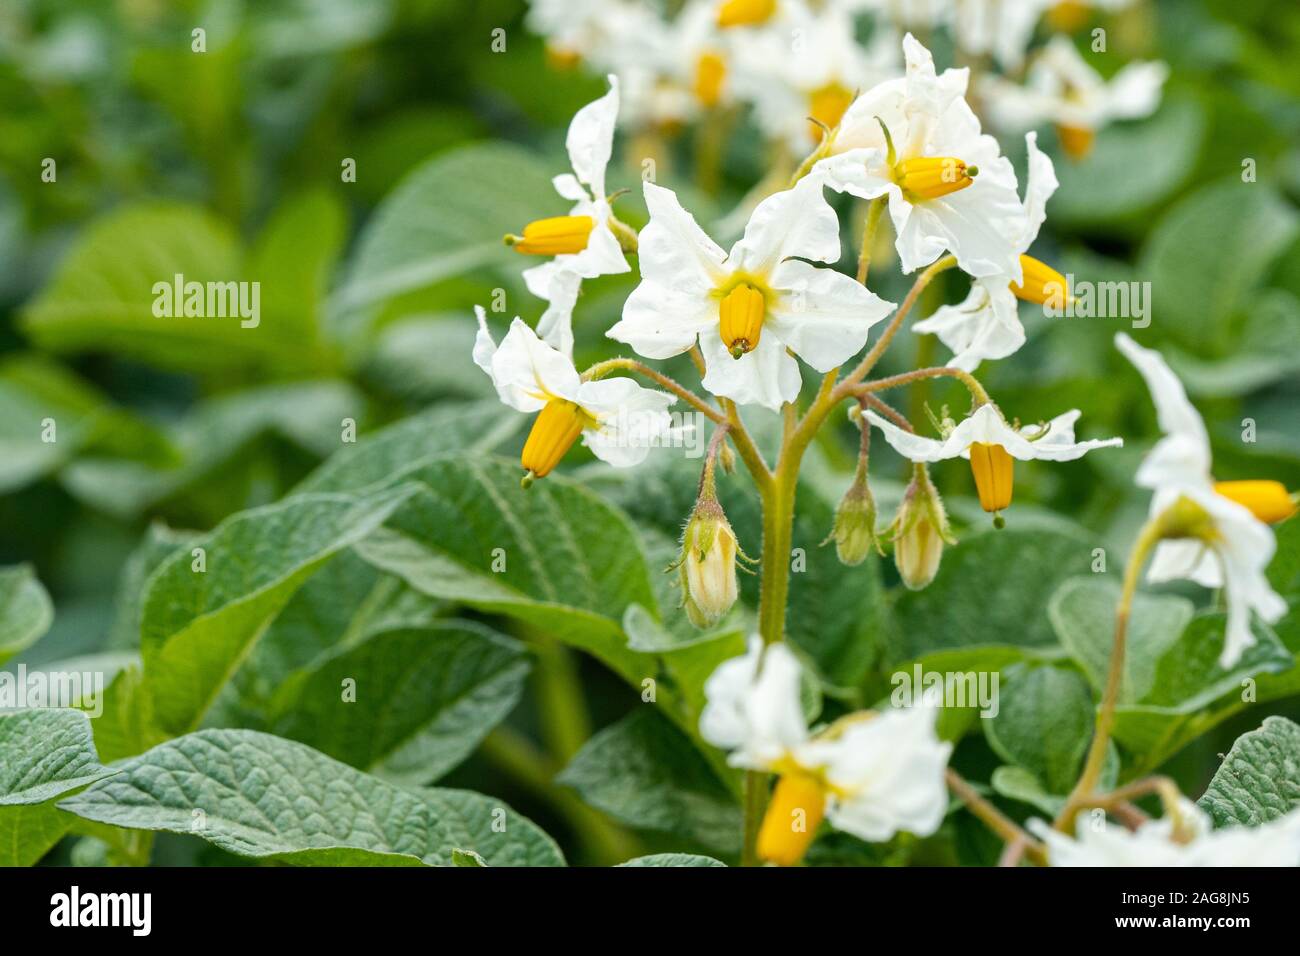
left=678, top=498, right=740, bottom=628
left=828, top=479, right=882, bottom=567
left=889, top=466, right=954, bottom=590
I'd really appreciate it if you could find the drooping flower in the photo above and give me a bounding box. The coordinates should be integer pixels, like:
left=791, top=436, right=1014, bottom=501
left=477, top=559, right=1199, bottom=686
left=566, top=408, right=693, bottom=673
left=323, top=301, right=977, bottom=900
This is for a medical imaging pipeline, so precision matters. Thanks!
left=812, top=34, right=1028, bottom=279
left=912, top=131, right=1063, bottom=371
left=865, top=403, right=1122, bottom=520
left=700, top=637, right=952, bottom=865
left=508, top=75, right=632, bottom=353
left=1115, top=333, right=1291, bottom=667
left=1032, top=800, right=1300, bottom=867
left=472, top=308, right=677, bottom=484
left=984, top=35, right=1168, bottom=159
left=608, top=175, right=895, bottom=410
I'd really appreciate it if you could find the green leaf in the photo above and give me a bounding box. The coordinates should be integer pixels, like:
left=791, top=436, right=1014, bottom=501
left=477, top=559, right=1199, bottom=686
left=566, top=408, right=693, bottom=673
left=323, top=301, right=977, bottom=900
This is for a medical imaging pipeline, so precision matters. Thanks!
left=0, top=710, right=114, bottom=866
left=983, top=664, right=1095, bottom=794
left=62, top=381, right=368, bottom=519
left=1268, top=517, right=1300, bottom=595
left=0, top=354, right=175, bottom=494
left=1051, top=577, right=1293, bottom=764
left=1198, top=716, right=1300, bottom=828
left=1140, top=178, right=1299, bottom=354
left=1050, top=98, right=1204, bottom=231
left=268, top=621, right=530, bottom=784
left=0, top=565, right=54, bottom=665
left=59, top=729, right=565, bottom=866
left=294, top=401, right=521, bottom=496
left=451, top=848, right=488, bottom=867
left=353, top=457, right=657, bottom=683
left=335, top=144, right=559, bottom=313
left=360, top=314, right=496, bottom=401
left=21, top=202, right=320, bottom=374
left=140, top=486, right=417, bottom=735
left=1166, top=291, right=1300, bottom=397
left=617, top=853, right=726, bottom=867
left=557, top=708, right=741, bottom=854
left=889, top=522, right=1096, bottom=665
left=108, top=524, right=198, bottom=650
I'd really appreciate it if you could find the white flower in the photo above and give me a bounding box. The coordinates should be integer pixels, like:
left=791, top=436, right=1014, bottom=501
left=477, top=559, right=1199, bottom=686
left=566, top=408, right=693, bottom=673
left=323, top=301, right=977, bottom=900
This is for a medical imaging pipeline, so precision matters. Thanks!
left=813, top=34, right=1028, bottom=279
left=984, top=36, right=1168, bottom=158
left=1115, top=333, right=1288, bottom=667
left=699, top=637, right=808, bottom=770
left=473, top=307, right=677, bottom=479
left=700, top=637, right=953, bottom=860
left=951, top=0, right=1054, bottom=71
left=866, top=402, right=1121, bottom=517
left=865, top=403, right=1122, bottom=464
left=729, top=3, right=900, bottom=152
left=912, top=131, right=1060, bottom=371
left=515, top=75, right=631, bottom=353
left=1034, top=800, right=1300, bottom=867
left=608, top=175, right=895, bottom=410
left=798, top=703, right=953, bottom=843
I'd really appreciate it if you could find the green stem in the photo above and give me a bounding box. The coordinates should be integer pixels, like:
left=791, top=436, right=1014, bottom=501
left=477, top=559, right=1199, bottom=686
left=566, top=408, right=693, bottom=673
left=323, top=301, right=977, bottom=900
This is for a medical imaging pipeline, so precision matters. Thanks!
left=1055, top=518, right=1164, bottom=832
left=534, top=637, right=590, bottom=763
left=583, top=358, right=726, bottom=425
left=856, top=197, right=888, bottom=285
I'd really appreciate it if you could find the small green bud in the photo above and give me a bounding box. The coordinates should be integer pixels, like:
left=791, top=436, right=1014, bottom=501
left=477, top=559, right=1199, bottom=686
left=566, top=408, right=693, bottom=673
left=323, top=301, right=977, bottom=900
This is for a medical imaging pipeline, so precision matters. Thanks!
left=678, top=498, right=739, bottom=628
left=888, top=466, right=954, bottom=591
left=829, top=479, right=882, bottom=567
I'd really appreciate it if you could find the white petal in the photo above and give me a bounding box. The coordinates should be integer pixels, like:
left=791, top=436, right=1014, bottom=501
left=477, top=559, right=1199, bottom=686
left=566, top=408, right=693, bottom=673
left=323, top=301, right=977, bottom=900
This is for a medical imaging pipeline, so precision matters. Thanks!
left=766, top=259, right=896, bottom=372
left=815, top=148, right=895, bottom=201
left=608, top=279, right=716, bottom=359
left=700, top=331, right=802, bottom=411
left=913, top=279, right=1023, bottom=371
left=898, top=160, right=1027, bottom=278
left=533, top=269, right=582, bottom=357
left=1020, top=131, right=1059, bottom=249
left=566, top=74, right=619, bottom=199
left=576, top=377, right=676, bottom=469
left=1115, top=333, right=1213, bottom=487
left=552, top=172, right=588, bottom=203
left=488, top=317, right=581, bottom=412
left=637, top=181, right=728, bottom=294
left=728, top=175, right=843, bottom=276
left=699, top=637, right=808, bottom=771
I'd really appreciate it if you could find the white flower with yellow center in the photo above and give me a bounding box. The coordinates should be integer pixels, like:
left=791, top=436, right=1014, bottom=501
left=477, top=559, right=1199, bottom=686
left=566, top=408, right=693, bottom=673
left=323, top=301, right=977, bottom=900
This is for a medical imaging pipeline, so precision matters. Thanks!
left=864, top=403, right=1122, bottom=518
left=951, top=0, right=1054, bottom=70
left=1033, top=800, right=1300, bottom=867
left=984, top=36, right=1168, bottom=159
left=507, top=75, right=631, bottom=354
left=730, top=3, right=900, bottom=152
left=1116, top=333, right=1292, bottom=667
left=912, top=131, right=1064, bottom=371
left=608, top=175, right=895, bottom=411
left=700, top=638, right=952, bottom=865
left=813, top=34, right=1029, bottom=280
left=472, top=307, right=676, bottom=485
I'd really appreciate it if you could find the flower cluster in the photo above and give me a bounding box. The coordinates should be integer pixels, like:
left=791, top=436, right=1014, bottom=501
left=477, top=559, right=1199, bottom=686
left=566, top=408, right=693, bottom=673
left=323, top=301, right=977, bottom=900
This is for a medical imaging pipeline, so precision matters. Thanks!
left=465, top=6, right=1294, bottom=866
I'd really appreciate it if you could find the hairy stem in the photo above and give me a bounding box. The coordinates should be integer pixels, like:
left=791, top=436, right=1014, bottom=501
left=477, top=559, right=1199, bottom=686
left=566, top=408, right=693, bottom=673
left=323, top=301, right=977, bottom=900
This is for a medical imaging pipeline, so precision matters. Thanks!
left=583, top=357, right=726, bottom=425
left=856, top=196, right=888, bottom=285
left=947, top=768, right=1047, bottom=866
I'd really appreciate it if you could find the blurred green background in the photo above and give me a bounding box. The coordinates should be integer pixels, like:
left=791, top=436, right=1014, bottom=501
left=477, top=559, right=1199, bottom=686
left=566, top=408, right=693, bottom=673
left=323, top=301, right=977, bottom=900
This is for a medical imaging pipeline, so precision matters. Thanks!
left=1, top=0, right=1298, bottom=864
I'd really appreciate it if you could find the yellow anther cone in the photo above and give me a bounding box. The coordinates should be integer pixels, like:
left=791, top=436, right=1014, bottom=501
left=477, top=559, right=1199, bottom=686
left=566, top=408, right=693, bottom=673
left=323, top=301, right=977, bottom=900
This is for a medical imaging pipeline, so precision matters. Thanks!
left=694, top=51, right=727, bottom=108
left=509, top=216, right=595, bottom=256
left=895, top=156, right=977, bottom=201
left=969, top=442, right=1015, bottom=513
left=1215, top=480, right=1297, bottom=525
left=719, top=283, right=766, bottom=358
left=758, top=774, right=826, bottom=867
left=521, top=400, right=590, bottom=481
left=1056, top=124, right=1096, bottom=160
left=717, top=0, right=777, bottom=28
left=808, top=82, right=854, bottom=142
left=1011, top=255, right=1070, bottom=308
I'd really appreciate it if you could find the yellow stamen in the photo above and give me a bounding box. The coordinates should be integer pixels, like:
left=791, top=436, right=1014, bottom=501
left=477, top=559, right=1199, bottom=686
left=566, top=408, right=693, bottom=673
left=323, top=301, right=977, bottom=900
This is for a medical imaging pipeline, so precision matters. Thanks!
left=1046, top=1, right=1091, bottom=34
left=757, top=774, right=826, bottom=867
left=808, top=82, right=854, bottom=142
left=717, top=0, right=777, bottom=28
left=545, top=45, right=582, bottom=71
left=894, top=156, right=978, bottom=202
left=718, top=283, right=766, bottom=358
left=1215, top=480, right=1297, bottom=525
left=1056, top=124, right=1096, bottom=160
left=969, top=442, right=1015, bottom=514
left=693, top=51, right=727, bottom=108
left=1011, top=255, right=1070, bottom=308
left=521, top=400, right=591, bottom=481
left=507, top=216, right=594, bottom=256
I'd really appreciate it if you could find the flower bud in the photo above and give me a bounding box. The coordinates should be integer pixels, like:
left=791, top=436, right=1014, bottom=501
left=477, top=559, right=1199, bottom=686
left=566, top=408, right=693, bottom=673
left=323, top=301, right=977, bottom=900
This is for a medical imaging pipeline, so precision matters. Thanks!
left=889, top=466, right=954, bottom=591
left=829, top=479, right=882, bottom=567
left=679, top=498, right=739, bottom=628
